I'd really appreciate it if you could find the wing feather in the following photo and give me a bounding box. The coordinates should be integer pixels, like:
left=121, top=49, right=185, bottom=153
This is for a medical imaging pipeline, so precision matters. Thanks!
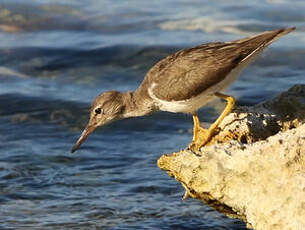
left=142, top=28, right=295, bottom=101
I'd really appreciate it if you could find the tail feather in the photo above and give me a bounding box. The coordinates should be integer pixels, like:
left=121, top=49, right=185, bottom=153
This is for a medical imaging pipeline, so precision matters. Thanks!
left=238, top=27, right=295, bottom=64
left=234, top=27, right=296, bottom=45
left=264, top=27, right=296, bottom=45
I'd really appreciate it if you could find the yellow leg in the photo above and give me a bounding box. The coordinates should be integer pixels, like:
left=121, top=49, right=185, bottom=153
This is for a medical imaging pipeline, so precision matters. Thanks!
left=192, top=112, right=205, bottom=142
left=189, top=92, right=235, bottom=151
left=209, top=92, right=235, bottom=133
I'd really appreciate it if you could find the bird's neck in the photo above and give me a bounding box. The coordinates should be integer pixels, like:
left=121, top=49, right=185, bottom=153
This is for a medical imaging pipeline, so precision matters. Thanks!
left=121, top=89, right=155, bottom=118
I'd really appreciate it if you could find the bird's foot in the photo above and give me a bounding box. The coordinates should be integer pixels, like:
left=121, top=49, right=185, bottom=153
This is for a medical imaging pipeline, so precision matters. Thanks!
left=188, top=93, right=235, bottom=152
left=188, top=127, right=214, bottom=151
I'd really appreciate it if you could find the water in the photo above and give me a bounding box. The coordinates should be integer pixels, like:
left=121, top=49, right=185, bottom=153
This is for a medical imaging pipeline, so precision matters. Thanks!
left=0, top=0, right=304, bottom=229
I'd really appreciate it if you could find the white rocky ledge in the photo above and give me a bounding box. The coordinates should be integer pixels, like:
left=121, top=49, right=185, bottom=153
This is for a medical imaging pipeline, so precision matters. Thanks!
left=158, top=84, right=305, bottom=230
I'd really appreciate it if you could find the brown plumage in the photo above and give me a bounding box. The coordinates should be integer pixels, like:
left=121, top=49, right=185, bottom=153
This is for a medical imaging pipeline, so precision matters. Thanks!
left=139, top=27, right=295, bottom=101
left=71, top=27, right=295, bottom=153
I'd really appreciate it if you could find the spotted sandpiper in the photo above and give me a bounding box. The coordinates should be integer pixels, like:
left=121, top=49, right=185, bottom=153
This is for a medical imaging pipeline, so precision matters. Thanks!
left=71, top=27, right=295, bottom=153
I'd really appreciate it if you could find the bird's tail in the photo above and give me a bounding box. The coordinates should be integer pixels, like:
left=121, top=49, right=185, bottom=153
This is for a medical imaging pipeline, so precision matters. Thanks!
left=236, top=27, right=296, bottom=64
left=236, top=27, right=296, bottom=47
left=261, top=27, right=296, bottom=46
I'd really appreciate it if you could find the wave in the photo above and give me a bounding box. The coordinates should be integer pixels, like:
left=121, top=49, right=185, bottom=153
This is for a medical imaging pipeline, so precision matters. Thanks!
left=159, top=18, right=255, bottom=35
left=0, top=45, right=179, bottom=78
left=0, top=67, right=28, bottom=78
left=0, top=2, right=157, bottom=34
left=0, top=93, right=89, bottom=129
left=1, top=41, right=302, bottom=81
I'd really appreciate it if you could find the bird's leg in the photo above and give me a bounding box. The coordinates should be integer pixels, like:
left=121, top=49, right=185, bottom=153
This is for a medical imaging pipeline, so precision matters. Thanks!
left=188, top=112, right=209, bottom=151
left=192, top=113, right=202, bottom=142
left=188, top=92, right=235, bottom=151
left=209, top=92, right=235, bottom=135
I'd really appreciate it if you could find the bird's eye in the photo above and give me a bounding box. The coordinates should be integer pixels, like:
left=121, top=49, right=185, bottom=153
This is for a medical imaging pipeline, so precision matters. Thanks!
left=95, top=108, right=103, bottom=114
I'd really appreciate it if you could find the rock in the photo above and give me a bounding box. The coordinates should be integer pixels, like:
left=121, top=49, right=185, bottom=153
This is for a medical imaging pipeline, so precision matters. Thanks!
left=207, top=84, right=305, bottom=146
left=158, top=84, right=305, bottom=230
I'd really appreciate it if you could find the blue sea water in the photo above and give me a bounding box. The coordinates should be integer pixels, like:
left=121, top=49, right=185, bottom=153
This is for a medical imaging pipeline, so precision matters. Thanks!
left=0, top=0, right=304, bottom=229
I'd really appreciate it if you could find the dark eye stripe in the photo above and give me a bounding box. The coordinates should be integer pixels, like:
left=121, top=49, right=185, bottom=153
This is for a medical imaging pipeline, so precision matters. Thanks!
left=95, top=108, right=102, bottom=114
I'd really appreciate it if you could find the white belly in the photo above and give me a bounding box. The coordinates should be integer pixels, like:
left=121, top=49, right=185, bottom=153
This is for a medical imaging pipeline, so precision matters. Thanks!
left=152, top=89, right=216, bottom=113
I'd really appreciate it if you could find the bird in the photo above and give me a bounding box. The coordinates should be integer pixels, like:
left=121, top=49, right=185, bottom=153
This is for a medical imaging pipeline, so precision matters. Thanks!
left=71, top=27, right=295, bottom=154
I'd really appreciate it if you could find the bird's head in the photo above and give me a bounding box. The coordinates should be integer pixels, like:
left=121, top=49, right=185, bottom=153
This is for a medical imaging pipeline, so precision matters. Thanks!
left=71, top=91, right=125, bottom=153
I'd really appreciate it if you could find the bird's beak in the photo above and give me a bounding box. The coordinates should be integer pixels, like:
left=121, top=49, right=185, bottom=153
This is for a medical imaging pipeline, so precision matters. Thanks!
left=71, top=124, right=97, bottom=153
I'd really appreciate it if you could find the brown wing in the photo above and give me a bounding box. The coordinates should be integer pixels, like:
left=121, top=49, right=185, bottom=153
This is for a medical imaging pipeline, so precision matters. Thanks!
left=143, top=27, right=295, bottom=101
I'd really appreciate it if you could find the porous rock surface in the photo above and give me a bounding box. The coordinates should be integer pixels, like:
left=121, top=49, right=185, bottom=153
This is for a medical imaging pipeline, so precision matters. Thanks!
left=158, top=85, right=305, bottom=230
